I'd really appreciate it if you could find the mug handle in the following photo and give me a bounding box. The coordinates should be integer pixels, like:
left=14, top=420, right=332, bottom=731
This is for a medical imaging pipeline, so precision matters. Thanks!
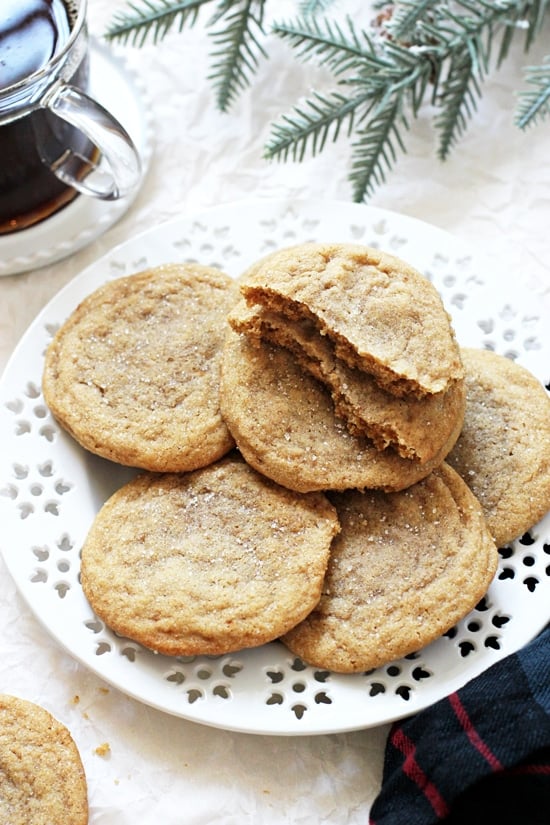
left=39, top=81, right=142, bottom=200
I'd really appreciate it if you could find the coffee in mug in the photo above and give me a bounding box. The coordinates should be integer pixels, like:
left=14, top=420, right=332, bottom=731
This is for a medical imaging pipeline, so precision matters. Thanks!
left=0, top=0, right=141, bottom=235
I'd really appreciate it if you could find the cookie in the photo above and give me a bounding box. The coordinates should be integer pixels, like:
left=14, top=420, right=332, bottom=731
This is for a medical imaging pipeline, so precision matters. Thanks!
left=447, top=348, right=550, bottom=546
left=43, top=263, right=238, bottom=472
left=239, top=243, right=464, bottom=397
left=281, top=463, right=498, bottom=673
left=228, top=298, right=466, bottom=463
left=80, top=453, right=340, bottom=656
left=220, top=329, right=462, bottom=493
left=0, top=694, right=88, bottom=825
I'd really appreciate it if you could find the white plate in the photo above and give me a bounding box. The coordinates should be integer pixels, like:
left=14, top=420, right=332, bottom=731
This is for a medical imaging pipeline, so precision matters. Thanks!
left=1, top=199, right=549, bottom=735
left=0, top=39, right=154, bottom=276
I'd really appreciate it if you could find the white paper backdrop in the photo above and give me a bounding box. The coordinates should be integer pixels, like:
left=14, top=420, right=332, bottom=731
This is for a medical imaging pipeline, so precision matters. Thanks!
left=0, top=2, right=548, bottom=822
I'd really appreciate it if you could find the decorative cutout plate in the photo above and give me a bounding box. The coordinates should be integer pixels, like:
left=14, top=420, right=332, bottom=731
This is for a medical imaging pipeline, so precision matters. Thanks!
left=1, top=199, right=549, bottom=735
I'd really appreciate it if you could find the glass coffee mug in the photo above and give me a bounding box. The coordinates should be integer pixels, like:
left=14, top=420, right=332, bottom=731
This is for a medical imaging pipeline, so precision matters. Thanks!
left=0, top=0, right=142, bottom=235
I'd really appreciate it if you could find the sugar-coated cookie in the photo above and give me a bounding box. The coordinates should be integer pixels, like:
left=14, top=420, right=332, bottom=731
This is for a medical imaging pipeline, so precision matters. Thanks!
left=43, top=263, right=238, bottom=472
left=220, top=329, right=461, bottom=493
left=239, top=243, right=464, bottom=397
left=80, top=453, right=340, bottom=656
left=0, top=694, right=88, bottom=825
left=447, top=347, right=550, bottom=546
left=281, top=463, right=498, bottom=673
left=228, top=298, right=465, bottom=463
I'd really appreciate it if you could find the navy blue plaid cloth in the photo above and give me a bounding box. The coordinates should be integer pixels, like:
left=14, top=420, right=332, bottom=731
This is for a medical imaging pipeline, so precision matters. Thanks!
left=369, top=625, right=550, bottom=825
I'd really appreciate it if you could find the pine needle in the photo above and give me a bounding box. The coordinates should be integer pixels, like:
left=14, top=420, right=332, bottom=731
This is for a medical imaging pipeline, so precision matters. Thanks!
left=298, top=0, right=337, bottom=16
left=208, top=0, right=268, bottom=112
left=349, top=96, right=409, bottom=202
left=264, top=89, right=375, bottom=163
left=515, top=56, right=550, bottom=129
left=105, top=0, right=210, bottom=47
left=435, top=45, right=482, bottom=159
left=386, top=0, right=441, bottom=41
left=272, top=16, right=378, bottom=78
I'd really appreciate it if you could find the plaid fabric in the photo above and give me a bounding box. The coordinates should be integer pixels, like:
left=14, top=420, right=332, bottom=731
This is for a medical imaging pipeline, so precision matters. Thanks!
left=369, top=625, right=550, bottom=825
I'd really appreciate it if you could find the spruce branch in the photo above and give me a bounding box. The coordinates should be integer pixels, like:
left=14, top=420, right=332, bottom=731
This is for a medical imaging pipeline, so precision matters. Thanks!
left=267, top=15, right=433, bottom=198
left=271, top=0, right=550, bottom=190
left=105, top=0, right=211, bottom=46
left=105, top=0, right=550, bottom=202
left=386, top=1, right=549, bottom=159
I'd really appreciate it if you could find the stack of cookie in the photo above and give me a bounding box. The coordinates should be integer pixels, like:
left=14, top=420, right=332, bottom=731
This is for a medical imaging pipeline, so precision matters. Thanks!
left=42, top=246, right=550, bottom=674
left=224, top=242, right=467, bottom=492
left=222, top=243, right=494, bottom=672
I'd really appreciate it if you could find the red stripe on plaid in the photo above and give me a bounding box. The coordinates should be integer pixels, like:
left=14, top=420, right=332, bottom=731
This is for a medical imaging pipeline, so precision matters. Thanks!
left=507, top=763, right=550, bottom=777
left=449, top=692, right=503, bottom=771
left=391, top=727, right=450, bottom=818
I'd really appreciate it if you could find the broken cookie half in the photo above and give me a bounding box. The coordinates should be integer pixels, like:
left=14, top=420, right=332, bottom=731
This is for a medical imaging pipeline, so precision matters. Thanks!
left=230, top=242, right=465, bottom=467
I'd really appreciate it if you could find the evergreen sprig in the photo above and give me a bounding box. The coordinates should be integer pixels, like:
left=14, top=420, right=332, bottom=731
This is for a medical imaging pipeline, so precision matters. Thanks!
left=387, top=0, right=440, bottom=41
left=264, top=18, right=432, bottom=200
left=266, top=1, right=550, bottom=199
left=105, top=0, right=550, bottom=201
left=265, top=88, right=374, bottom=163
left=105, top=0, right=269, bottom=111
left=349, top=95, right=409, bottom=202
left=105, top=0, right=210, bottom=46
left=208, top=0, right=268, bottom=111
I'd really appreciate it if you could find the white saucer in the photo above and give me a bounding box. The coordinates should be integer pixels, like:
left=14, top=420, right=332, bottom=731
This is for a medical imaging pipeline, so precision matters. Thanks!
left=0, top=39, right=154, bottom=277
